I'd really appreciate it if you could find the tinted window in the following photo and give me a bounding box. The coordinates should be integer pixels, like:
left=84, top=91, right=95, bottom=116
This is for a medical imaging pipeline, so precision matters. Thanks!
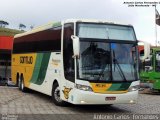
left=13, top=27, right=61, bottom=53
left=63, top=23, right=75, bottom=82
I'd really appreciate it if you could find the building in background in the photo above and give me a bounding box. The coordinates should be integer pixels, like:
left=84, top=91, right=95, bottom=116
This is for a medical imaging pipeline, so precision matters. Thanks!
left=0, top=28, right=22, bottom=79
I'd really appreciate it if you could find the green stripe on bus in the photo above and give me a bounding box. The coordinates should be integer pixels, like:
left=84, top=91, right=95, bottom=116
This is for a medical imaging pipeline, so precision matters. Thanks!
left=107, top=83, right=122, bottom=91
left=107, top=83, right=131, bottom=91
left=35, top=52, right=51, bottom=85
left=118, top=82, right=131, bottom=91
left=30, top=53, right=44, bottom=84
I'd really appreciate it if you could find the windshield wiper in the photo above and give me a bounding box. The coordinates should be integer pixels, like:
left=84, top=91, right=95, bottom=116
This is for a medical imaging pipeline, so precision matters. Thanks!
left=97, top=64, right=108, bottom=80
left=112, top=50, right=127, bottom=81
left=97, top=55, right=111, bottom=81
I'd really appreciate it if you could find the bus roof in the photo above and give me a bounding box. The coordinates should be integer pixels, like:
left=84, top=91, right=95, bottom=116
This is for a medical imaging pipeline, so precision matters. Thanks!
left=63, top=19, right=133, bottom=26
left=14, top=19, right=133, bottom=38
left=14, top=21, right=61, bottom=38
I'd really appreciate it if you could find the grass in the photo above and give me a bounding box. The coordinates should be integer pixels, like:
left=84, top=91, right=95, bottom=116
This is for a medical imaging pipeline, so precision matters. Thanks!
left=0, top=27, right=23, bottom=36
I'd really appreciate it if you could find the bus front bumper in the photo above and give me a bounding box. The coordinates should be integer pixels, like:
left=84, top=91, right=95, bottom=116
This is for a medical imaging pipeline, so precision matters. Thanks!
left=68, top=89, right=138, bottom=105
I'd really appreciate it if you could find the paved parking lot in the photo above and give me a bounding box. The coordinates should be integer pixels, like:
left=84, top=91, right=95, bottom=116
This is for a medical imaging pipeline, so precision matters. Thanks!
left=0, top=86, right=160, bottom=119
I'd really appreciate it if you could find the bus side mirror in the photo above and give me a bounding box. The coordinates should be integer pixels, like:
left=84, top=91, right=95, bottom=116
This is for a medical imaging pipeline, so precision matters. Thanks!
left=71, top=35, right=80, bottom=59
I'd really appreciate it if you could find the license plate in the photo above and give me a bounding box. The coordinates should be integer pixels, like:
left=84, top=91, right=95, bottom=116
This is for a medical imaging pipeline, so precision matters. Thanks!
left=105, top=97, right=116, bottom=101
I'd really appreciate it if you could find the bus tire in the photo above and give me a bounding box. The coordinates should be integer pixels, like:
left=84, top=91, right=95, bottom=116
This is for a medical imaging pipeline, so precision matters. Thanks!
left=16, top=73, right=19, bottom=87
left=18, top=76, right=21, bottom=90
left=52, top=83, right=66, bottom=106
left=20, top=75, right=27, bottom=92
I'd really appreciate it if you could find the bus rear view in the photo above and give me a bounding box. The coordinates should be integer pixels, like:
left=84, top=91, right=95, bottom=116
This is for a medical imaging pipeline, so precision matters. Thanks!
left=12, top=19, right=139, bottom=105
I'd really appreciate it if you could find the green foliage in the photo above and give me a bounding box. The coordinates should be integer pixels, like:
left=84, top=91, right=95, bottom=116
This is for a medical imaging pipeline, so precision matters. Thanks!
left=19, top=23, right=26, bottom=30
left=0, top=20, right=9, bottom=28
left=0, top=27, right=23, bottom=36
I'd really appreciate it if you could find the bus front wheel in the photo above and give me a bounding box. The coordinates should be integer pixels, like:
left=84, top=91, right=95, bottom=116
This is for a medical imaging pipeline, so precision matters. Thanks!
left=52, top=83, right=66, bottom=106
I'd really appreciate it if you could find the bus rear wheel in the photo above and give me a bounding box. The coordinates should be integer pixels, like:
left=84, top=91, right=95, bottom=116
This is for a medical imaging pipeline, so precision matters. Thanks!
left=19, top=75, right=27, bottom=92
left=18, top=77, right=21, bottom=90
left=52, top=83, right=66, bottom=106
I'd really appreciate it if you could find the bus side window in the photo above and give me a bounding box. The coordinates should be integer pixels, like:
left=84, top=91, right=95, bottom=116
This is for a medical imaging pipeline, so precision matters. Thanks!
left=63, top=23, right=75, bottom=82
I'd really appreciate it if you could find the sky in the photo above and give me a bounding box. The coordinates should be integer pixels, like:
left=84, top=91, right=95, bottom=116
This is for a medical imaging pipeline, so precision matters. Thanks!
left=0, top=0, right=160, bottom=45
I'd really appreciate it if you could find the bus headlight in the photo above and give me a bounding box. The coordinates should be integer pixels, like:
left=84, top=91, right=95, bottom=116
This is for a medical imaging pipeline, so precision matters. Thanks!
left=75, top=84, right=93, bottom=91
left=128, top=85, right=140, bottom=92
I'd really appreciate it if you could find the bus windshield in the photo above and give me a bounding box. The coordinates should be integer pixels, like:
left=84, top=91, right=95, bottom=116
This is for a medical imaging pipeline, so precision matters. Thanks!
left=77, top=23, right=136, bottom=41
left=76, top=23, right=138, bottom=82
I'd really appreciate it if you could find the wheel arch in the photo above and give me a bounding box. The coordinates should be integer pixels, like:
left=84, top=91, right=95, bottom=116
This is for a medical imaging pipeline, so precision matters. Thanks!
left=52, top=79, right=59, bottom=88
left=51, top=79, right=59, bottom=94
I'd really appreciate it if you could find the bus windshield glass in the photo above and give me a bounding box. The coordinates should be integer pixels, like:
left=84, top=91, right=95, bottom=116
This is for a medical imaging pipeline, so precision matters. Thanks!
left=76, top=23, right=138, bottom=82
left=77, top=23, right=136, bottom=41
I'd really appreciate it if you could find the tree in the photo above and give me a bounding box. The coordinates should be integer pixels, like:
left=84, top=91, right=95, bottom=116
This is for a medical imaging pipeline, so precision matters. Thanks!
left=30, top=25, right=34, bottom=30
left=19, top=23, right=26, bottom=30
left=0, top=20, right=9, bottom=28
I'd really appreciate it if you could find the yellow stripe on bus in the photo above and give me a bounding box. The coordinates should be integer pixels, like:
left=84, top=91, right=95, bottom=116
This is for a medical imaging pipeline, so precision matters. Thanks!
left=12, top=53, right=37, bottom=87
left=90, top=83, right=112, bottom=93
left=90, top=83, right=128, bottom=94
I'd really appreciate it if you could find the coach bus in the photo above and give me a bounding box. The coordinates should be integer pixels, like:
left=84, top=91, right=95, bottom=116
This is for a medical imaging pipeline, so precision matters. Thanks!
left=12, top=19, right=139, bottom=105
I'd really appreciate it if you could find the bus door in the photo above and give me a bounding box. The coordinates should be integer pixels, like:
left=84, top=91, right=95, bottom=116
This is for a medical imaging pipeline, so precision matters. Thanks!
left=62, top=23, right=75, bottom=100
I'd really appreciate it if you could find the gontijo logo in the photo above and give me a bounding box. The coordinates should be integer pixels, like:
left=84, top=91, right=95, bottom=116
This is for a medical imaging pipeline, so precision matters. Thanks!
left=20, top=56, right=33, bottom=64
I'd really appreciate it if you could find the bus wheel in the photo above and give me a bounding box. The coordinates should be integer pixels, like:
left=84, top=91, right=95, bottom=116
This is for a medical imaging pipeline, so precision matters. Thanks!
left=20, top=76, right=27, bottom=92
left=52, top=83, right=66, bottom=106
left=18, top=77, right=21, bottom=90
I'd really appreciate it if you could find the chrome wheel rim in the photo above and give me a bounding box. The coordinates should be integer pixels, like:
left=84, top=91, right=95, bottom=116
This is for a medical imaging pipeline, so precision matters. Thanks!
left=21, top=80, right=24, bottom=90
left=54, top=86, right=62, bottom=103
left=18, top=78, right=21, bottom=88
